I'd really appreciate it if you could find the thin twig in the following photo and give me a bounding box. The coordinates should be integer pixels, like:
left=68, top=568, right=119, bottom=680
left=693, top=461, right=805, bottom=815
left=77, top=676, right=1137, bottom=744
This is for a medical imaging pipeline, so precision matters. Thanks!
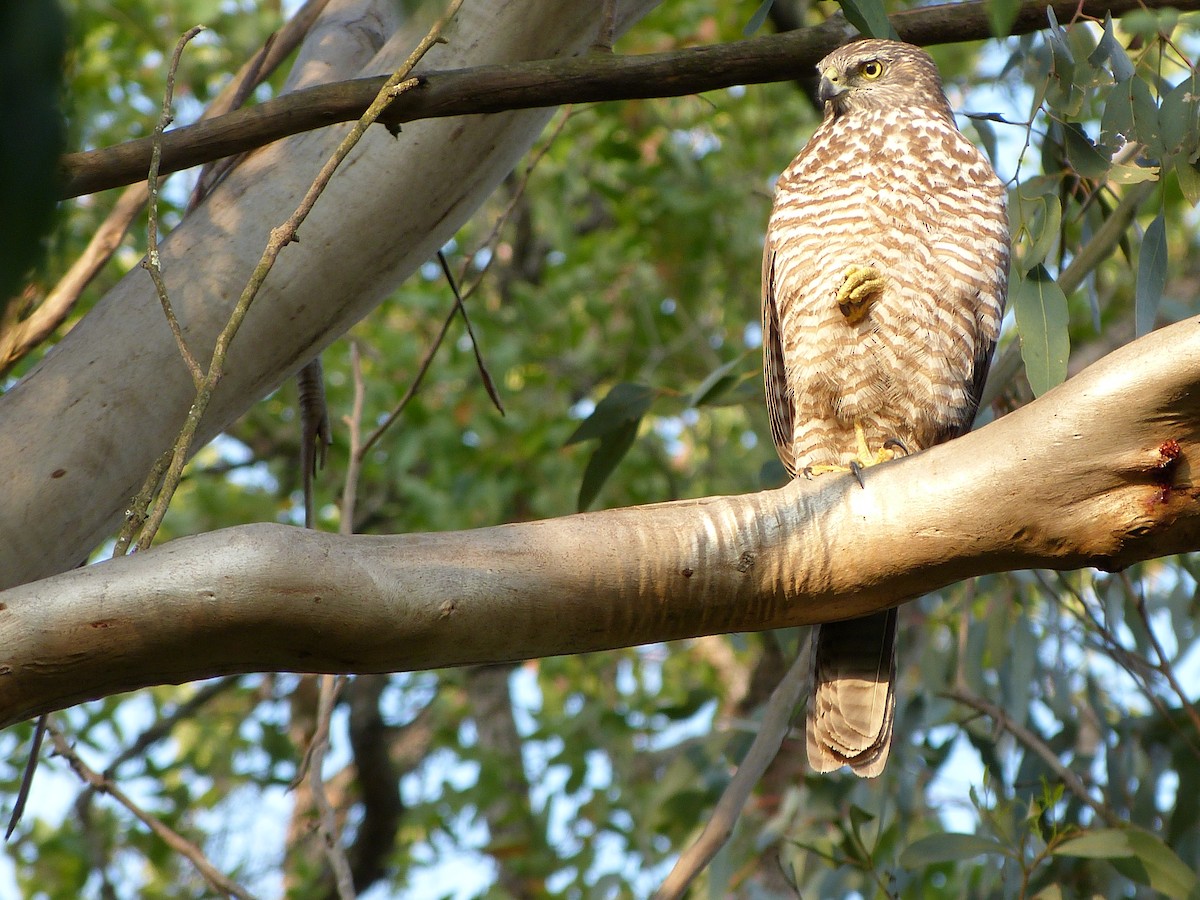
left=131, top=0, right=464, bottom=554
left=113, top=449, right=172, bottom=556
left=1040, top=570, right=1200, bottom=765
left=943, top=688, right=1122, bottom=827
left=340, top=343, right=365, bottom=535
left=141, top=25, right=206, bottom=389
left=1123, top=571, right=1200, bottom=737
left=47, top=721, right=258, bottom=900
left=310, top=675, right=356, bottom=898
left=357, top=110, right=571, bottom=458
left=655, top=645, right=808, bottom=900
left=358, top=300, right=459, bottom=459
left=454, top=107, right=573, bottom=303
left=436, top=251, right=504, bottom=414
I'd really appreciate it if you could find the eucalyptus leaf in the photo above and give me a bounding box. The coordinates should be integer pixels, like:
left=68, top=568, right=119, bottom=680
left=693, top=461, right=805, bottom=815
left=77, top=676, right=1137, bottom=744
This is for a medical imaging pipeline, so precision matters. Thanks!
left=837, top=0, right=896, bottom=39
left=577, top=418, right=640, bottom=511
left=743, top=0, right=775, bottom=36
left=1161, top=72, right=1200, bottom=155
left=1062, top=124, right=1111, bottom=179
left=1088, top=12, right=1135, bottom=83
left=900, top=833, right=1008, bottom=866
left=1012, top=265, right=1070, bottom=397
left=565, top=381, right=655, bottom=445
left=1135, top=212, right=1167, bottom=337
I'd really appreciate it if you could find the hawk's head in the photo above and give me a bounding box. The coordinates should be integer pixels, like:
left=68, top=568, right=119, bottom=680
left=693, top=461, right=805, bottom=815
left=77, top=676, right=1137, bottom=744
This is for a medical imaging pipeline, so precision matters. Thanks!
left=816, top=39, right=953, bottom=119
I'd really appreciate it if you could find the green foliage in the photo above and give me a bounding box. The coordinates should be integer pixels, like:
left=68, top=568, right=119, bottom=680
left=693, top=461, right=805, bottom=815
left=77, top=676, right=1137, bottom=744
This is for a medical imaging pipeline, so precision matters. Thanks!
left=1012, top=265, right=1070, bottom=396
left=7, top=0, right=1200, bottom=898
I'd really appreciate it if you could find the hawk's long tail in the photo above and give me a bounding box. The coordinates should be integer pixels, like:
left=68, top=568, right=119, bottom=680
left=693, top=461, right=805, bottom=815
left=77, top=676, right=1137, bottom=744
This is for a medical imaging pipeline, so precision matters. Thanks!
left=806, top=609, right=897, bottom=777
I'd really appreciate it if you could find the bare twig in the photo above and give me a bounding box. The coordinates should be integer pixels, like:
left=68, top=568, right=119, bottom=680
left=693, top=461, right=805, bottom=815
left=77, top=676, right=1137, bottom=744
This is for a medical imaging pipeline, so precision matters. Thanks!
left=129, top=0, right=464, bottom=554
left=1124, top=571, right=1200, bottom=737
left=310, top=674, right=356, bottom=898
left=655, top=644, right=808, bottom=900
left=358, top=300, right=459, bottom=459
left=141, top=25, right=206, bottom=389
left=47, top=721, right=258, bottom=900
left=357, top=111, right=570, bottom=458
left=436, top=251, right=504, bottom=415
left=454, top=108, right=572, bottom=303
left=944, top=688, right=1122, bottom=827
left=340, top=343, right=366, bottom=535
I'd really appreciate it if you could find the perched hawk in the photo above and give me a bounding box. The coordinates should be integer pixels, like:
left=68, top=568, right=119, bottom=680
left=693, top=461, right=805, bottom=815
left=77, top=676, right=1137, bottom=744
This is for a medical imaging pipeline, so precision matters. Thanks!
left=761, top=40, right=1010, bottom=776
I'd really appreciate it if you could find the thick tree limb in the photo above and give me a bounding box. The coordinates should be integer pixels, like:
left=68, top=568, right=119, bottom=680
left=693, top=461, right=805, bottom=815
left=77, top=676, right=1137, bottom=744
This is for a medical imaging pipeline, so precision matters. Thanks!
left=58, top=0, right=1196, bottom=198
left=2, top=317, right=1198, bottom=728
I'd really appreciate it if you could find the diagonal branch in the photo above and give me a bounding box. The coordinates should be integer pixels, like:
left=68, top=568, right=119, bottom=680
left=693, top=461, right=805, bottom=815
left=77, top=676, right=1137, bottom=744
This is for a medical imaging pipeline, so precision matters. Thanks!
left=58, top=0, right=1197, bottom=198
left=47, top=722, right=258, bottom=899
left=2, top=315, right=1200, bottom=728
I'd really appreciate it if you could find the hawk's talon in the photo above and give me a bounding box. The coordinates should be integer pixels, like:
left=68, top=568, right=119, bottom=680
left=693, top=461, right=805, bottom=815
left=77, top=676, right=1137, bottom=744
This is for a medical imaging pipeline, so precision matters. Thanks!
left=836, top=264, right=887, bottom=325
left=849, top=460, right=866, bottom=489
left=883, top=437, right=910, bottom=456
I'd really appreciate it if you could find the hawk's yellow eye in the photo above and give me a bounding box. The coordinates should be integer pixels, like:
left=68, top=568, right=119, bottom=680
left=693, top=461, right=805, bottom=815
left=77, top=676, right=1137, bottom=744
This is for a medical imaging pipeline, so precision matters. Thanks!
left=860, top=60, right=884, bottom=79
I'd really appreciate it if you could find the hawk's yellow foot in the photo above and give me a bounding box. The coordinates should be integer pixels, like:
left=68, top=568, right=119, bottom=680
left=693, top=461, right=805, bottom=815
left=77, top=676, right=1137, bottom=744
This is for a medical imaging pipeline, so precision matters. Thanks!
left=801, top=422, right=901, bottom=485
left=835, top=264, right=886, bottom=324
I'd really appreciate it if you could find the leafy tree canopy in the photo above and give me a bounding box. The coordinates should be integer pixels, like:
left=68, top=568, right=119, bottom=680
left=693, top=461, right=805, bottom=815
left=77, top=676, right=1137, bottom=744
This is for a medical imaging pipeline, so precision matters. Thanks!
left=2, top=0, right=1200, bottom=897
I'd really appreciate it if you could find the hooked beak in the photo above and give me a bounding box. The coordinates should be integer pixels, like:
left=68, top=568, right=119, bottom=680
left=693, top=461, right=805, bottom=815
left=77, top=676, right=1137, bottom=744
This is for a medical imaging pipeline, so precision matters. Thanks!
left=817, top=66, right=845, bottom=105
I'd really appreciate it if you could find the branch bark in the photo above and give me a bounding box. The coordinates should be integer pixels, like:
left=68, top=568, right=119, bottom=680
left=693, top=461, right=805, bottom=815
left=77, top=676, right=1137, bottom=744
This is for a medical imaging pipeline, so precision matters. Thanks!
left=58, top=0, right=1196, bottom=198
left=2, top=317, right=1199, bottom=728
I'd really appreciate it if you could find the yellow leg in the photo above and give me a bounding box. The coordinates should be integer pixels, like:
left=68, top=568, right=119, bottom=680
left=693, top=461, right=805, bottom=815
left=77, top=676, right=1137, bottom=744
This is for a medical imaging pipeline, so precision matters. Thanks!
left=853, top=421, right=897, bottom=467
left=835, top=265, right=886, bottom=324
left=801, top=422, right=900, bottom=482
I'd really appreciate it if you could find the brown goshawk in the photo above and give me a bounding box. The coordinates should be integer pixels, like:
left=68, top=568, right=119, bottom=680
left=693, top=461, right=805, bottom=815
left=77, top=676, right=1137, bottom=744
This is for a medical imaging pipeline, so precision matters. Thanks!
left=761, top=39, right=1010, bottom=776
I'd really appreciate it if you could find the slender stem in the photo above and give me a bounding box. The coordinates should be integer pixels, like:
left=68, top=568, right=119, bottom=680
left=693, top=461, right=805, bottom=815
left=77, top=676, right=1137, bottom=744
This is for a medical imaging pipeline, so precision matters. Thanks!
left=48, top=722, right=257, bottom=900
left=141, top=25, right=206, bottom=389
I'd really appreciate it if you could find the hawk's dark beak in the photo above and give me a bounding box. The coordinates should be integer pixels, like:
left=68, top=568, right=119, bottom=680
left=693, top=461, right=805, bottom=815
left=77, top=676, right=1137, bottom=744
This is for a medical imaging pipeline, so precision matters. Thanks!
left=817, top=66, right=846, bottom=105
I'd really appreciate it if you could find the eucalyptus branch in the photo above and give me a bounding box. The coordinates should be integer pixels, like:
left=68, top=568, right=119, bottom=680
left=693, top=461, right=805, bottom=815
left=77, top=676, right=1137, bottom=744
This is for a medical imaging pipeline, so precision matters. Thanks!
left=4, top=314, right=1200, bottom=727
left=58, top=0, right=1197, bottom=199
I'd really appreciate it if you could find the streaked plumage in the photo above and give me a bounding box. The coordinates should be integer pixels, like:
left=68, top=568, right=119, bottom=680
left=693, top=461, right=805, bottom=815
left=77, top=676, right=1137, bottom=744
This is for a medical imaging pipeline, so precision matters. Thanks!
left=761, top=40, right=1009, bottom=776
